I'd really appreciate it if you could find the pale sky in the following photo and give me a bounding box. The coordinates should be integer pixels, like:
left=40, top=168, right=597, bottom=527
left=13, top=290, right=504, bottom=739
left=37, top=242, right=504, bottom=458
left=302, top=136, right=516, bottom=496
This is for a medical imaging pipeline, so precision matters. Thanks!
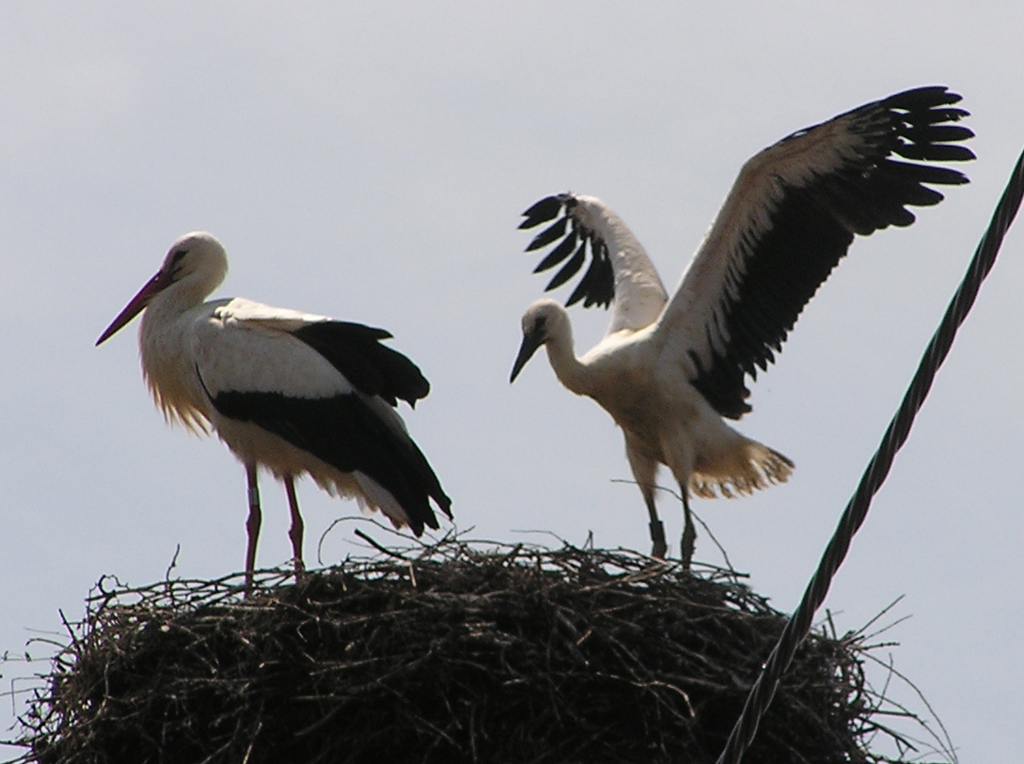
left=2, top=4, right=1023, bottom=761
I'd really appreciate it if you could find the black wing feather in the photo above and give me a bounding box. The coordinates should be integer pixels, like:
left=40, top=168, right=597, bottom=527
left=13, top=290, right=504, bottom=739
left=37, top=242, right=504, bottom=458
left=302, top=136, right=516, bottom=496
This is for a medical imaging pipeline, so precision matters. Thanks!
left=291, top=321, right=430, bottom=407
left=902, top=124, right=974, bottom=144
left=533, top=231, right=578, bottom=273
left=567, top=239, right=615, bottom=308
left=519, top=195, right=564, bottom=229
left=519, top=193, right=615, bottom=309
left=546, top=242, right=587, bottom=291
left=211, top=390, right=451, bottom=534
left=895, top=142, right=975, bottom=162
left=525, top=217, right=568, bottom=251
left=915, top=107, right=970, bottom=125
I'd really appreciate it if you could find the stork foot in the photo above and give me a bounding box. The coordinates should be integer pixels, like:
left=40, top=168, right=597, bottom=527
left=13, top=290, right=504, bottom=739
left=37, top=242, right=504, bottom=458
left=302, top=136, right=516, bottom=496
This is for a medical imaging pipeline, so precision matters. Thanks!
left=284, top=474, right=306, bottom=584
left=649, top=520, right=667, bottom=559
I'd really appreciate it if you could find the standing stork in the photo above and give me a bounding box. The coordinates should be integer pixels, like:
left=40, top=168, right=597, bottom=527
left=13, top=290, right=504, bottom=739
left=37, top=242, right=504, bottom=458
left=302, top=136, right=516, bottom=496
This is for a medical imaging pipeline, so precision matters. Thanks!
left=510, top=86, right=973, bottom=566
left=97, top=232, right=452, bottom=586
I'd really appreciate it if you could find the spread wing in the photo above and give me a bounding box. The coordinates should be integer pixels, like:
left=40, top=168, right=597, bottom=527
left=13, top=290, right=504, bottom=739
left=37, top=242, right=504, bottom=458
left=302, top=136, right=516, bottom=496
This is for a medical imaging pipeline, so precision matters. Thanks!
left=519, top=193, right=669, bottom=334
left=655, top=85, right=973, bottom=419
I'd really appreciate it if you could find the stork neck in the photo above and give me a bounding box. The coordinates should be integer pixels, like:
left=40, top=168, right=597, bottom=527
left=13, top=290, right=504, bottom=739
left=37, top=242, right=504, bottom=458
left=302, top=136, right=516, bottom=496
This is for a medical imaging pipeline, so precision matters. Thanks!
left=544, top=319, right=589, bottom=396
left=137, top=287, right=216, bottom=432
left=145, top=274, right=216, bottom=328
left=138, top=281, right=208, bottom=373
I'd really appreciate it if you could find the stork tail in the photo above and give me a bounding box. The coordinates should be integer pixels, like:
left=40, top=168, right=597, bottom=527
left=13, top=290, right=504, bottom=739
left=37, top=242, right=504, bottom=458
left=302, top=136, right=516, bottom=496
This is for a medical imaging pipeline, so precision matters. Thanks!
left=690, top=441, right=793, bottom=500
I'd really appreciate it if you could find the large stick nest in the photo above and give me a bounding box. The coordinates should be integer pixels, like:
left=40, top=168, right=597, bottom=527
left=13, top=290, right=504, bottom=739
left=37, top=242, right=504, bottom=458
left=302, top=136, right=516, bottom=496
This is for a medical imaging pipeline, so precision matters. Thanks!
left=13, top=539, right=943, bottom=764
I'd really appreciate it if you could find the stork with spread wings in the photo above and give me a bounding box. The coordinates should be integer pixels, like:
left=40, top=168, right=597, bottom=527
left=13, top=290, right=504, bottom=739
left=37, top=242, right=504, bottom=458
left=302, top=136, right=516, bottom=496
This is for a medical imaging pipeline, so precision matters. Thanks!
left=510, top=86, right=973, bottom=565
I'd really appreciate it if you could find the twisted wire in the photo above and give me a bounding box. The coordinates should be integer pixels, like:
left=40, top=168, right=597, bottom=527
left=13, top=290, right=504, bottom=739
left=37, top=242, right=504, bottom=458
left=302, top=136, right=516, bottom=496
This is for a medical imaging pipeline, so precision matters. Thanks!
left=716, top=147, right=1024, bottom=764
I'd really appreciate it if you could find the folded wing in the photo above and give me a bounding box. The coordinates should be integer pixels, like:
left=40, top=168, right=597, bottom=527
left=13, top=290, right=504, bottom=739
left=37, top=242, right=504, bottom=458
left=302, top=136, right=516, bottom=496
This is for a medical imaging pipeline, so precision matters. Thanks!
left=193, top=300, right=451, bottom=532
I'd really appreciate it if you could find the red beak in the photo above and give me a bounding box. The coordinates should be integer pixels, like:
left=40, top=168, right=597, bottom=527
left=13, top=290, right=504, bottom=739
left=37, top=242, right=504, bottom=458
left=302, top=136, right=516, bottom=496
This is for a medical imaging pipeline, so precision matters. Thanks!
left=96, top=269, right=171, bottom=346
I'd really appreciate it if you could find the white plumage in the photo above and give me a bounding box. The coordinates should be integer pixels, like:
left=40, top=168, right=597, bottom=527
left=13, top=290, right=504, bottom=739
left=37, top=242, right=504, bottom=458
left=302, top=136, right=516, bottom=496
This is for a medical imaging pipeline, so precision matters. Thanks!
left=511, top=86, right=973, bottom=565
left=97, top=232, right=451, bottom=584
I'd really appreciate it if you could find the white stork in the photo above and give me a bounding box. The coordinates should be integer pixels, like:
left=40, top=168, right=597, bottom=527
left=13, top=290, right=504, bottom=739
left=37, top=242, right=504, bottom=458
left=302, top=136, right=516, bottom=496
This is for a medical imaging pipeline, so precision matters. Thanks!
left=510, top=86, right=973, bottom=566
left=97, top=233, right=452, bottom=585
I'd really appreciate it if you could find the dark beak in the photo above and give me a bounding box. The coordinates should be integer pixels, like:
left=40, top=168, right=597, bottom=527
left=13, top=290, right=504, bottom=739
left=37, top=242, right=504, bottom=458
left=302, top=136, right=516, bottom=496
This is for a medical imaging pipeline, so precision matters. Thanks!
left=96, top=268, right=171, bottom=346
left=510, top=329, right=545, bottom=383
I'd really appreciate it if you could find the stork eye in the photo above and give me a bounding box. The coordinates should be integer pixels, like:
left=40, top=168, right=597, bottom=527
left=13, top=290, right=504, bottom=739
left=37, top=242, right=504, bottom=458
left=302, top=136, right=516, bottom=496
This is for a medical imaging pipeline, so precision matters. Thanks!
left=169, top=249, right=189, bottom=277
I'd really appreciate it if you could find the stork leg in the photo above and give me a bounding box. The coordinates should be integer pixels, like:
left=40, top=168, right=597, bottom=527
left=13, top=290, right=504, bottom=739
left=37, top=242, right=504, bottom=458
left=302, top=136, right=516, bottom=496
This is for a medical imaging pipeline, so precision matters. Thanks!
left=643, top=490, right=668, bottom=560
left=680, top=491, right=696, bottom=571
left=625, top=439, right=667, bottom=559
left=283, top=474, right=306, bottom=581
left=245, top=462, right=262, bottom=592
left=660, top=441, right=696, bottom=570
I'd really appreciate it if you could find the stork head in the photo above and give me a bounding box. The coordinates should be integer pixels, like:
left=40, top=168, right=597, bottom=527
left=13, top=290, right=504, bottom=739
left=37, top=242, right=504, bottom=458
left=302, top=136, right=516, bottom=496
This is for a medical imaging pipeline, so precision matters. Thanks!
left=96, top=232, right=229, bottom=345
left=510, top=299, right=567, bottom=383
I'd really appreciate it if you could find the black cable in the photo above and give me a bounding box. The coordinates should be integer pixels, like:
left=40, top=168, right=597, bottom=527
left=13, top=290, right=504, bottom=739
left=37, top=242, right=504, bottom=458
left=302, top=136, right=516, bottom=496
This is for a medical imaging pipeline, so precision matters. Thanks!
left=716, top=146, right=1024, bottom=764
